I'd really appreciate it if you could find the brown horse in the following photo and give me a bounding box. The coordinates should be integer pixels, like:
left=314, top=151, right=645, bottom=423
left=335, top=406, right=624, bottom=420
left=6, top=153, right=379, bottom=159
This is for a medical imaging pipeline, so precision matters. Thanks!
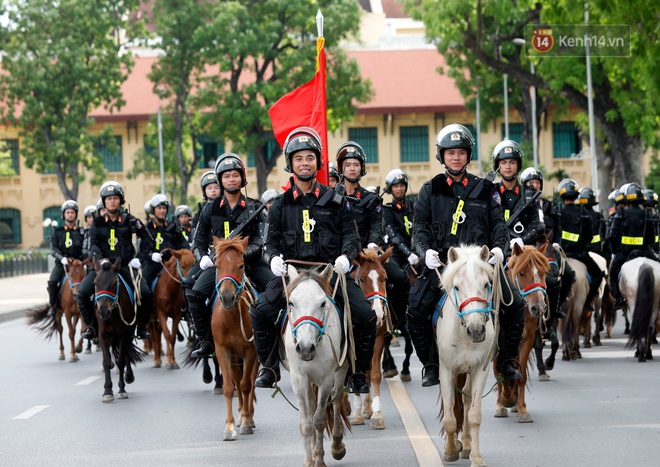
left=149, top=249, right=196, bottom=369
left=350, top=247, right=393, bottom=429
left=495, top=242, right=549, bottom=423
left=94, top=258, right=146, bottom=402
left=210, top=236, right=259, bottom=441
left=27, top=258, right=90, bottom=362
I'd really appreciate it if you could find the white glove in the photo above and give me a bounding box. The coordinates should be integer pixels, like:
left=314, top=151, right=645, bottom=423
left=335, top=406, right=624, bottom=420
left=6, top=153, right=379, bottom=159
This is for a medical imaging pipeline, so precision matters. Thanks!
left=425, top=249, right=441, bottom=269
left=60, top=257, right=68, bottom=266
left=407, top=252, right=420, bottom=266
left=552, top=242, right=560, bottom=250
left=488, top=247, right=504, bottom=265
left=270, top=255, right=286, bottom=276
left=200, top=255, right=214, bottom=270
left=151, top=252, right=162, bottom=263
left=129, top=258, right=141, bottom=269
left=334, top=255, right=350, bottom=274
left=509, top=238, right=525, bottom=251
left=367, top=242, right=379, bottom=251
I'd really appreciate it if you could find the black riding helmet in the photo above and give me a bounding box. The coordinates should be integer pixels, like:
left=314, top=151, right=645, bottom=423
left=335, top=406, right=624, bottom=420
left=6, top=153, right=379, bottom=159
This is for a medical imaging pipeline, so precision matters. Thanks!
left=283, top=127, right=323, bottom=181
left=61, top=200, right=79, bottom=218
left=520, top=167, right=544, bottom=191
left=558, top=179, right=579, bottom=200
left=83, top=205, right=97, bottom=218
left=336, top=141, right=367, bottom=182
left=200, top=171, right=219, bottom=201
left=384, top=168, right=409, bottom=195
left=623, top=182, right=645, bottom=205
left=492, top=139, right=524, bottom=181
left=578, top=187, right=598, bottom=206
left=328, top=163, right=339, bottom=183
left=214, top=152, right=247, bottom=191
left=174, top=205, right=193, bottom=218
left=643, top=189, right=658, bottom=208
left=435, top=124, right=475, bottom=176
left=99, top=181, right=125, bottom=207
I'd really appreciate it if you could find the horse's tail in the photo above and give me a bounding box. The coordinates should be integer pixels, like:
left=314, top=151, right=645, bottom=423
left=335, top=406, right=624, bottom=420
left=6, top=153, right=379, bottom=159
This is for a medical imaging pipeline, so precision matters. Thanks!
left=112, top=340, right=147, bottom=366
left=180, top=336, right=204, bottom=368
left=601, top=283, right=617, bottom=330
left=26, top=304, right=60, bottom=340
left=626, top=264, right=655, bottom=350
left=439, top=372, right=466, bottom=436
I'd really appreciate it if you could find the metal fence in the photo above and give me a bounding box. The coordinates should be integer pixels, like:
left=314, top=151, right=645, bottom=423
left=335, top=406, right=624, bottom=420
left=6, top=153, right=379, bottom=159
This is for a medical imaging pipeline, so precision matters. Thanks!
left=0, top=254, right=49, bottom=278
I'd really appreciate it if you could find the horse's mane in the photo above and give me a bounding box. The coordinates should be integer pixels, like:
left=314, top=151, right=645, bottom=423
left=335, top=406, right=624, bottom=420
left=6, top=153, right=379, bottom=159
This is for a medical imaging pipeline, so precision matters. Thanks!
left=359, top=249, right=380, bottom=262
left=286, top=268, right=333, bottom=297
left=214, top=237, right=247, bottom=258
left=510, top=246, right=550, bottom=276
left=166, top=248, right=195, bottom=267
left=441, top=245, right=493, bottom=288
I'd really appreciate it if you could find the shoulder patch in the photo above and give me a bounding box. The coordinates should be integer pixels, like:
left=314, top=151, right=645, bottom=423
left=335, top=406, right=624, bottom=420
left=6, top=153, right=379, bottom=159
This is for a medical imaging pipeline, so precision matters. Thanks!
left=492, top=191, right=501, bottom=205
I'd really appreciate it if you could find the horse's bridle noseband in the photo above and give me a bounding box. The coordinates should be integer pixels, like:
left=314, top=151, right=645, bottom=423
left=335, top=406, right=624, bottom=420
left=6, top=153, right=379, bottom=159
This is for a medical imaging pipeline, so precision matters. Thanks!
left=453, top=284, right=493, bottom=325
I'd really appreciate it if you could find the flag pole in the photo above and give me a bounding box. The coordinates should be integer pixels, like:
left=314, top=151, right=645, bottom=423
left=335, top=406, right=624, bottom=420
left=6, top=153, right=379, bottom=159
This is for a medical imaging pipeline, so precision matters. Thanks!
left=316, top=10, right=329, bottom=185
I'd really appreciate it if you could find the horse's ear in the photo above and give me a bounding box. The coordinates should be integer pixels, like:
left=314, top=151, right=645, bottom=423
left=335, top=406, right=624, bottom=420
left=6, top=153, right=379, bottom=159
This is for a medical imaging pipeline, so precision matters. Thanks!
left=448, top=246, right=458, bottom=264
left=287, top=264, right=298, bottom=280
left=512, top=242, right=524, bottom=256
left=242, top=236, right=250, bottom=249
left=93, top=258, right=102, bottom=272
left=479, top=245, right=490, bottom=262
left=538, top=240, right=549, bottom=255
left=112, top=257, right=121, bottom=272
left=380, top=246, right=394, bottom=264
left=320, top=264, right=334, bottom=283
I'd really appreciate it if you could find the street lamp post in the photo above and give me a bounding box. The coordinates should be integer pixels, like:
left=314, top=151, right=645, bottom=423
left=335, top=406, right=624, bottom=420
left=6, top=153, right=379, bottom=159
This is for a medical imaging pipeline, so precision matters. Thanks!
left=503, top=73, right=509, bottom=140
left=513, top=38, right=538, bottom=168
left=157, top=104, right=165, bottom=195
left=585, top=2, right=599, bottom=199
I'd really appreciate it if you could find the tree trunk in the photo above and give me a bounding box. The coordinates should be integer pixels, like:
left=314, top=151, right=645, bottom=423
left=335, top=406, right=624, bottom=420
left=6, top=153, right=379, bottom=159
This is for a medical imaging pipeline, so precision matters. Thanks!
left=599, top=118, right=644, bottom=187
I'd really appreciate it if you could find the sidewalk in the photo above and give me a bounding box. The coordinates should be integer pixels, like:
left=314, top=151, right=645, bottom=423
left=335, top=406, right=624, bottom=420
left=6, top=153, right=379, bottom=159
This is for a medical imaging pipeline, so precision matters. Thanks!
left=0, top=273, right=49, bottom=323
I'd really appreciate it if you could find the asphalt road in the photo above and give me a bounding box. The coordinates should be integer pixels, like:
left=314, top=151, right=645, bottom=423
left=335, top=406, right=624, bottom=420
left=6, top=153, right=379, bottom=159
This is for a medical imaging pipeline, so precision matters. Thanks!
left=1, top=313, right=659, bottom=467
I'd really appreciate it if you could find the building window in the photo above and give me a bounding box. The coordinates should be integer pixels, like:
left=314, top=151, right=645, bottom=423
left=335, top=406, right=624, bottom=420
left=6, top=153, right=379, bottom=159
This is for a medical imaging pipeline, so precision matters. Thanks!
left=1, top=139, right=19, bottom=175
left=196, top=135, right=225, bottom=169
left=42, top=206, right=60, bottom=243
left=95, top=136, right=123, bottom=172
left=553, top=122, right=581, bottom=159
left=463, top=124, right=479, bottom=162
left=248, top=131, right=280, bottom=167
left=400, top=126, right=429, bottom=163
left=348, top=127, right=378, bottom=164
left=0, top=208, right=21, bottom=248
left=501, top=123, right=524, bottom=144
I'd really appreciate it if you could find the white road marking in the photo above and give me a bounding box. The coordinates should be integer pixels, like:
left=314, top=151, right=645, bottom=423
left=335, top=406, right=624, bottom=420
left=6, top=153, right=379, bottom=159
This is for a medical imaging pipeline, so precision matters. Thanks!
left=75, top=375, right=102, bottom=386
left=12, top=405, right=50, bottom=420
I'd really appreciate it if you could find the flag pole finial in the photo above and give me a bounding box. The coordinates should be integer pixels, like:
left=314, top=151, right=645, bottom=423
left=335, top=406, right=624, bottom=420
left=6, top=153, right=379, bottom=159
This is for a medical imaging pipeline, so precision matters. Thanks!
left=316, top=10, right=324, bottom=38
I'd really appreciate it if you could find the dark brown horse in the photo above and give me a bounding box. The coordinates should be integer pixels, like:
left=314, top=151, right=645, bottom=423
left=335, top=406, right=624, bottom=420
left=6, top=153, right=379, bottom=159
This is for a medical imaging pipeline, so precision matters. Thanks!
left=149, top=249, right=196, bottom=369
left=210, top=236, right=259, bottom=441
left=350, top=247, right=393, bottom=429
left=27, top=258, right=90, bottom=362
left=94, top=258, right=146, bottom=402
left=495, top=242, right=549, bottom=423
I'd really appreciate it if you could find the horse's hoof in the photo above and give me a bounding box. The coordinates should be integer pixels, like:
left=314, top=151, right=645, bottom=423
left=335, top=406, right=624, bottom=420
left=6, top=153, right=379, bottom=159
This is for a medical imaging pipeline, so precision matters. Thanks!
left=511, top=406, right=518, bottom=413
left=239, top=425, right=253, bottom=435
left=249, top=419, right=255, bottom=428
left=400, top=372, right=412, bottom=382
left=236, top=418, right=241, bottom=428
left=84, top=349, right=92, bottom=355
left=444, top=451, right=460, bottom=463
left=102, top=394, right=114, bottom=403
left=223, top=431, right=237, bottom=441
left=562, top=355, right=569, bottom=361
left=538, top=373, right=550, bottom=382
left=545, top=359, right=555, bottom=370
left=165, top=362, right=179, bottom=370
left=213, top=387, right=222, bottom=395
left=75, top=345, right=83, bottom=353
left=460, top=448, right=470, bottom=459
left=117, top=392, right=128, bottom=400
left=58, top=355, right=65, bottom=361
left=202, top=372, right=212, bottom=384
left=494, top=407, right=508, bottom=418
left=370, top=416, right=384, bottom=430
left=153, top=362, right=161, bottom=368
left=584, top=342, right=591, bottom=348
left=69, top=356, right=79, bottom=363
left=350, top=415, right=365, bottom=425
left=332, top=444, right=346, bottom=461
left=125, top=373, right=135, bottom=385
left=517, top=413, right=533, bottom=423
left=363, top=410, right=373, bottom=420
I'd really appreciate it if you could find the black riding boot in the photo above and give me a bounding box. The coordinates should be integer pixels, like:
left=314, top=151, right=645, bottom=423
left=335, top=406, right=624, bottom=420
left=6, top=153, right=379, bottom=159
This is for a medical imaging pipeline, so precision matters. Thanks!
left=251, top=305, right=281, bottom=388
left=497, top=320, right=524, bottom=381
left=78, top=297, right=96, bottom=340
left=47, top=281, right=59, bottom=318
left=545, top=275, right=561, bottom=340
left=349, top=327, right=376, bottom=394
left=407, top=322, right=439, bottom=387
left=189, top=291, right=213, bottom=358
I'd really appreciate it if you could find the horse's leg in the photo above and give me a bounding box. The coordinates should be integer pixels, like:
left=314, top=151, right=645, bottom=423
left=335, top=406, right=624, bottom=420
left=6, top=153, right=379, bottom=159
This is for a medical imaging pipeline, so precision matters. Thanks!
left=546, top=332, right=559, bottom=370
left=350, top=394, right=364, bottom=425
left=216, top=347, right=237, bottom=441
left=151, top=312, right=162, bottom=368
left=370, top=333, right=385, bottom=429
left=166, top=315, right=181, bottom=369
left=493, top=368, right=508, bottom=418
left=439, top=368, right=461, bottom=463
left=401, top=326, right=413, bottom=382
left=214, top=356, right=223, bottom=394
left=465, top=370, right=488, bottom=467
left=116, top=338, right=128, bottom=400
left=232, top=355, right=244, bottom=426
left=65, top=310, right=78, bottom=362
left=623, top=305, right=631, bottom=335
left=73, top=314, right=84, bottom=354
left=56, top=314, right=65, bottom=361
left=238, top=351, right=257, bottom=435
left=645, top=325, right=654, bottom=361
left=331, top=373, right=348, bottom=461
left=516, top=333, right=534, bottom=423
left=460, top=376, right=473, bottom=459
left=101, top=339, right=114, bottom=402
left=292, top=373, right=315, bottom=467
left=312, top=382, right=332, bottom=467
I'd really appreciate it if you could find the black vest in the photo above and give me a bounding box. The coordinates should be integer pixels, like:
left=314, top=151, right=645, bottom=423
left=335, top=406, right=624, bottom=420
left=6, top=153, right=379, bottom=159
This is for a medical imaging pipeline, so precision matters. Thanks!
left=347, top=187, right=380, bottom=246
left=147, top=221, right=183, bottom=251
left=51, top=225, right=84, bottom=260
left=559, top=204, right=591, bottom=253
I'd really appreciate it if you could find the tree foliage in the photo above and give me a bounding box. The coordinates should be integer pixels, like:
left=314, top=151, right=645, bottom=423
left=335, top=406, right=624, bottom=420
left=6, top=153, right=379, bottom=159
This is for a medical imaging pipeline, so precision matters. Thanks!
left=0, top=0, right=144, bottom=201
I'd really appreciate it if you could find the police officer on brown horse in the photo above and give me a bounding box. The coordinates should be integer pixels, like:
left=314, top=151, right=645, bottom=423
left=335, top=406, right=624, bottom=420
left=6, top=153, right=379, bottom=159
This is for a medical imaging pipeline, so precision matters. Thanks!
left=249, top=127, right=376, bottom=393
left=407, top=124, right=526, bottom=386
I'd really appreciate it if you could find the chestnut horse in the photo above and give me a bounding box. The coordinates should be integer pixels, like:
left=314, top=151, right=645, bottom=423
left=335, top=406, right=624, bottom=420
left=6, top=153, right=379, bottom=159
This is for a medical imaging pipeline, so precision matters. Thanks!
left=494, top=242, right=549, bottom=423
left=150, top=249, right=196, bottom=369
left=350, top=247, right=393, bottom=429
left=211, top=236, right=259, bottom=441
left=94, top=258, right=146, bottom=402
left=27, top=258, right=90, bottom=362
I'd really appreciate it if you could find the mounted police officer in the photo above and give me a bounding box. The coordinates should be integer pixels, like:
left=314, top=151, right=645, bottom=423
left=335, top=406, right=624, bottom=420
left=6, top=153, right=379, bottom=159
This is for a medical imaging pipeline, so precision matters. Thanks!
left=186, top=153, right=273, bottom=358
left=260, top=189, right=278, bottom=215
left=174, top=205, right=193, bottom=243
left=78, top=181, right=153, bottom=341
left=191, top=171, right=221, bottom=232
left=382, top=169, right=419, bottom=269
left=249, top=127, right=376, bottom=394
left=46, top=200, right=85, bottom=317
left=407, top=124, right=526, bottom=386
left=328, top=162, right=340, bottom=188
left=578, top=187, right=606, bottom=255
left=606, top=183, right=658, bottom=308
left=557, top=179, right=604, bottom=313
left=141, top=194, right=191, bottom=291
left=643, top=189, right=660, bottom=255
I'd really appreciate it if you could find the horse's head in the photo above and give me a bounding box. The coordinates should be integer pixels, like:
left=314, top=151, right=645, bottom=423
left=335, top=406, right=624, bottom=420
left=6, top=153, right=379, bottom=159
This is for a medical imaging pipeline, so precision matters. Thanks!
left=286, top=264, right=334, bottom=361
left=94, top=257, right=121, bottom=321
left=164, top=248, right=196, bottom=281
left=508, top=241, right=550, bottom=319
left=441, top=245, right=494, bottom=343
left=353, top=247, right=392, bottom=327
left=66, top=258, right=88, bottom=298
left=213, top=236, right=249, bottom=310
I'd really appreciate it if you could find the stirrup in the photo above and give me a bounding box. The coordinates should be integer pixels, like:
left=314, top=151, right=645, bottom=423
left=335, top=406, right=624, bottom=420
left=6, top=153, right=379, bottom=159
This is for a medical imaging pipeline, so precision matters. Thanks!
left=255, top=366, right=280, bottom=388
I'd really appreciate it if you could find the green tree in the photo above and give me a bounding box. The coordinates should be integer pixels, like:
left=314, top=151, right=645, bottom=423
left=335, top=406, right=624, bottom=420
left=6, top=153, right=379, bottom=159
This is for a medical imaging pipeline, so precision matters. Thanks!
left=197, top=1, right=373, bottom=194
left=0, top=142, right=16, bottom=176
left=405, top=0, right=660, bottom=190
left=0, top=0, right=144, bottom=201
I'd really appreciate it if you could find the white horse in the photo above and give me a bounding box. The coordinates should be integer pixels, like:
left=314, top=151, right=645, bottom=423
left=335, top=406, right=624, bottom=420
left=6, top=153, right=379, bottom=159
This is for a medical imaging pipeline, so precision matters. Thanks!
left=620, top=257, right=660, bottom=361
left=436, top=245, right=496, bottom=467
left=281, top=264, right=350, bottom=467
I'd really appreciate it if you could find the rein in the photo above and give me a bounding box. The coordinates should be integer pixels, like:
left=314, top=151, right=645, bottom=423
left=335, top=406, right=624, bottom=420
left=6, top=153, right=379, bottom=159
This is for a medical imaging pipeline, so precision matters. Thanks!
left=515, top=275, right=547, bottom=298
left=65, top=265, right=83, bottom=292
left=159, top=257, right=189, bottom=284
left=453, top=285, right=493, bottom=322
left=95, top=267, right=138, bottom=327
left=214, top=269, right=253, bottom=342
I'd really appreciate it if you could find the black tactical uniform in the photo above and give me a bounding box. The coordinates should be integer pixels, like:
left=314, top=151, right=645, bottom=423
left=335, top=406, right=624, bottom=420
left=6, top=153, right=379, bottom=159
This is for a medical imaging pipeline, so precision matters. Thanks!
left=408, top=124, right=525, bottom=387
left=77, top=182, right=153, bottom=340
left=250, top=128, right=375, bottom=394
left=47, top=200, right=85, bottom=317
